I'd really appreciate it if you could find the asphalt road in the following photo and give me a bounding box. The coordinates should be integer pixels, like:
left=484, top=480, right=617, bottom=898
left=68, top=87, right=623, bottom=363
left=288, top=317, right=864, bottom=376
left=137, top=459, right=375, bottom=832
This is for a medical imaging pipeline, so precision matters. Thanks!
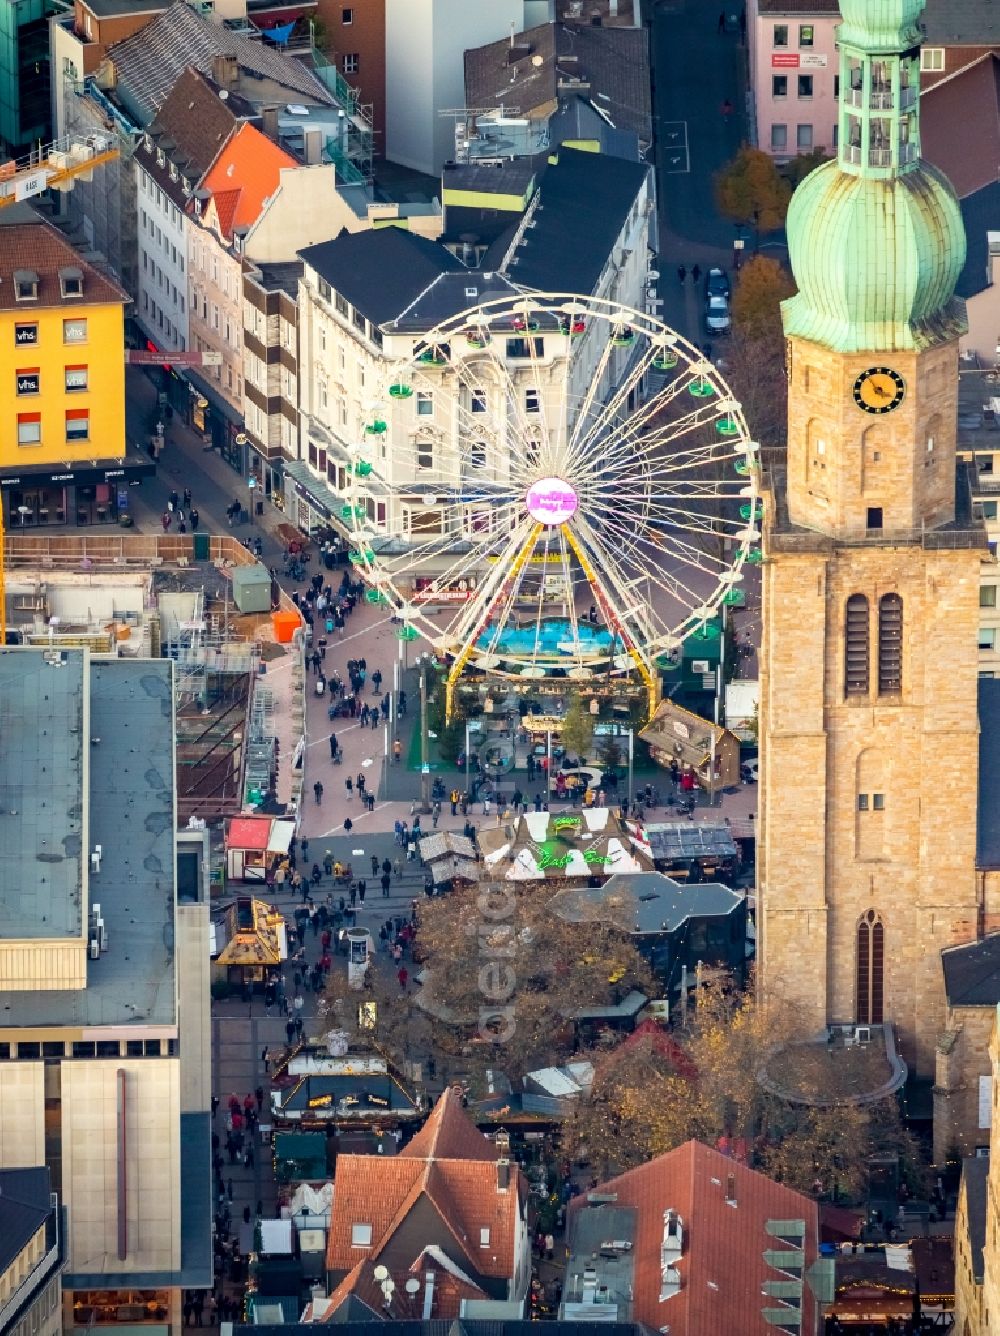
left=652, top=0, right=747, bottom=251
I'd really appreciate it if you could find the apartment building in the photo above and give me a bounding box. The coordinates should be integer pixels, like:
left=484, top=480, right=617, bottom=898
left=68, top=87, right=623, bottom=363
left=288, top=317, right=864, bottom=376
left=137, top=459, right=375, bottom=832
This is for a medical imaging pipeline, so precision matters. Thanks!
left=0, top=1168, right=62, bottom=1336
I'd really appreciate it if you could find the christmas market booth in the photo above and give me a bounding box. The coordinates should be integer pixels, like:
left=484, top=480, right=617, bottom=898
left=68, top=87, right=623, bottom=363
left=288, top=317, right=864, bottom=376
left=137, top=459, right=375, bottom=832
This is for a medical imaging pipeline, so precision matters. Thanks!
left=211, top=894, right=287, bottom=987
left=225, top=814, right=295, bottom=883
left=418, top=830, right=479, bottom=889
left=639, top=699, right=741, bottom=792
left=269, top=1042, right=420, bottom=1143
left=478, top=807, right=653, bottom=884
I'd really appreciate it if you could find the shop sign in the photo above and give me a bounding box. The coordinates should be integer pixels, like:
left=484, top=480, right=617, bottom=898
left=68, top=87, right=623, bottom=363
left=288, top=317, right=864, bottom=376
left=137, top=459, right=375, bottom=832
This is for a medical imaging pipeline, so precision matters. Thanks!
left=368, top=1094, right=389, bottom=1107
left=16, top=371, right=39, bottom=394
left=412, top=588, right=474, bottom=603
left=552, top=816, right=581, bottom=831
left=801, top=52, right=828, bottom=68
left=772, top=52, right=800, bottom=67
left=538, top=847, right=608, bottom=870
left=193, top=398, right=207, bottom=433
left=308, top=1094, right=333, bottom=1109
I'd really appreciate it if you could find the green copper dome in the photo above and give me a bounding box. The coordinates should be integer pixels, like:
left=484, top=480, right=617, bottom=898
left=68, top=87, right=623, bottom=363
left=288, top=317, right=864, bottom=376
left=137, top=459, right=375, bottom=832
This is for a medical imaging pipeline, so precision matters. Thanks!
left=781, top=159, right=967, bottom=352
left=781, top=0, right=967, bottom=353
left=838, top=0, right=922, bottom=52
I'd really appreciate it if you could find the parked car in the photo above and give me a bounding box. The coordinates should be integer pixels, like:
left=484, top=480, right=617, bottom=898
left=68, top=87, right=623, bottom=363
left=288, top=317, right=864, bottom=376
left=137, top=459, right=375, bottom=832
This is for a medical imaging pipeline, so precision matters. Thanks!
left=705, top=292, right=731, bottom=335
left=705, top=266, right=731, bottom=299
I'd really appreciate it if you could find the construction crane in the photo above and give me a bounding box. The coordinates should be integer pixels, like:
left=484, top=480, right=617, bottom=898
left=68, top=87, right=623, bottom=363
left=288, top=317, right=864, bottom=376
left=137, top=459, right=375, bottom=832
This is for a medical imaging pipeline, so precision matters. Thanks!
left=0, top=134, right=120, bottom=209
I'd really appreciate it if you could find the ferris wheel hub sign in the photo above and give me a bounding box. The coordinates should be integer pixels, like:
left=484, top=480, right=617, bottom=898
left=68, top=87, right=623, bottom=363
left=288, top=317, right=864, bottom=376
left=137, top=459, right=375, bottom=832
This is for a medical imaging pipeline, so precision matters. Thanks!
left=525, top=476, right=578, bottom=525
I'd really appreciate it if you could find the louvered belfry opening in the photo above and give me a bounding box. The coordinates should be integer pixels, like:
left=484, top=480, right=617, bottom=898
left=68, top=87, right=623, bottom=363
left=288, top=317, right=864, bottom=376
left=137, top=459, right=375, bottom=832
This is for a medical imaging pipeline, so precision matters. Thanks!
left=856, top=910, right=885, bottom=1025
left=845, top=593, right=870, bottom=696
left=878, top=593, right=903, bottom=694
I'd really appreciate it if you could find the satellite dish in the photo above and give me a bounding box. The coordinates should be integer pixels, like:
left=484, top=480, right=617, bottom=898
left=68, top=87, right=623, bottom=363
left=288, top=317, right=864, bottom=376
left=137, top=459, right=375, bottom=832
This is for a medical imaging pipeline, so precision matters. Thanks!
left=531, top=54, right=544, bottom=66
left=405, top=1279, right=421, bottom=1295
left=374, top=1265, right=389, bottom=1283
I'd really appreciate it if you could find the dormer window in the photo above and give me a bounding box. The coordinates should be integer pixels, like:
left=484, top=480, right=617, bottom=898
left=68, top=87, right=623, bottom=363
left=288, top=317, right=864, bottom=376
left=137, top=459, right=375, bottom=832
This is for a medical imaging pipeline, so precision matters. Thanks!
left=156, top=149, right=166, bottom=168
left=14, top=270, right=39, bottom=302
left=480, top=1228, right=490, bottom=1248
left=59, top=267, right=83, bottom=298
left=182, top=177, right=192, bottom=196
left=351, top=1223, right=372, bottom=1247
left=169, top=163, right=178, bottom=182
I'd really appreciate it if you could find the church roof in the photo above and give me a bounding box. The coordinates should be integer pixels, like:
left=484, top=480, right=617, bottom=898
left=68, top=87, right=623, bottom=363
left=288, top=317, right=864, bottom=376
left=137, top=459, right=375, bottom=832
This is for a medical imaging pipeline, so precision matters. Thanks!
left=977, top=678, right=1000, bottom=867
left=941, top=936, right=1000, bottom=1006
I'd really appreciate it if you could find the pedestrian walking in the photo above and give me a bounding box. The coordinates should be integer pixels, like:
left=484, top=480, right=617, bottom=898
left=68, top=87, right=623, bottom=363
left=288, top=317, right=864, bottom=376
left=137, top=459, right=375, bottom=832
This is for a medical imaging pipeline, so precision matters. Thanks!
left=393, top=739, right=402, bottom=763
left=367, top=791, right=375, bottom=812
left=313, top=780, right=324, bottom=805
left=677, top=264, right=687, bottom=283
left=161, top=510, right=172, bottom=532
left=718, top=9, right=725, bottom=33
left=183, top=487, right=192, bottom=507
left=345, top=776, right=353, bottom=799
left=398, top=965, right=409, bottom=990
left=381, top=872, right=391, bottom=896
left=329, top=732, right=338, bottom=759
left=692, top=263, right=703, bottom=282
left=190, top=508, right=199, bottom=530
left=371, top=854, right=379, bottom=876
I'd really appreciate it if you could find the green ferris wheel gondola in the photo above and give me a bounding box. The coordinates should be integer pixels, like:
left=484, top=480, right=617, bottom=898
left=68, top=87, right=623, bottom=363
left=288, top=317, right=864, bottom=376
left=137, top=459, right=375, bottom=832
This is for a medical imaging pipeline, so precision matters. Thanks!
left=349, top=547, right=375, bottom=564
left=396, top=624, right=419, bottom=641
left=365, top=588, right=390, bottom=606
left=740, top=501, right=764, bottom=521
left=722, top=587, right=746, bottom=607
left=389, top=382, right=413, bottom=399
left=746, top=547, right=763, bottom=564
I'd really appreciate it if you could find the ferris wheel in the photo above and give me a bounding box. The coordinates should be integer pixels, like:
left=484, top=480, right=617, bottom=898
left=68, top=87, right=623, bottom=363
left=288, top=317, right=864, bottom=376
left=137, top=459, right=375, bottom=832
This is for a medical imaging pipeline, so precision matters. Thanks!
left=344, top=293, right=761, bottom=719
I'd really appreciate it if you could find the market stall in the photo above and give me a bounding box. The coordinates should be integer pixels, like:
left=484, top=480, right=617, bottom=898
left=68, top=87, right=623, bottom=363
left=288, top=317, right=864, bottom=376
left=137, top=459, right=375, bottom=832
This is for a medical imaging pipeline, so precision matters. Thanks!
left=225, top=814, right=295, bottom=883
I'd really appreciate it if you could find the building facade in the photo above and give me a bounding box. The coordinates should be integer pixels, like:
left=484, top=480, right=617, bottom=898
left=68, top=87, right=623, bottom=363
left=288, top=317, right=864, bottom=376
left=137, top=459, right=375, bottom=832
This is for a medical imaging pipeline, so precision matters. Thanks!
left=748, top=0, right=1000, bottom=159
left=0, top=205, right=153, bottom=529
left=384, top=0, right=525, bottom=175
left=0, top=647, right=212, bottom=1333
left=0, top=1168, right=62, bottom=1336
left=758, top=0, right=984, bottom=1076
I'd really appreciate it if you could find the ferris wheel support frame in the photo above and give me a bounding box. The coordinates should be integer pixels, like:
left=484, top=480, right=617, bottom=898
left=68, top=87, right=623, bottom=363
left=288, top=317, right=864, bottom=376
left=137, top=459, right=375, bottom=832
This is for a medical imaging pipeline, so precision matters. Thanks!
left=559, top=521, right=660, bottom=722
left=444, top=520, right=544, bottom=721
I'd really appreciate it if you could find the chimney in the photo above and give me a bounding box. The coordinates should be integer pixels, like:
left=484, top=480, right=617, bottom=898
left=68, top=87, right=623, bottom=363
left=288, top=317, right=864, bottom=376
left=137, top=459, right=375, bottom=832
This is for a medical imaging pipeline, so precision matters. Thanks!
left=212, top=54, right=238, bottom=87
left=260, top=106, right=280, bottom=142
left=725, top=1173, right=736, bottom=1206
left=303, top=127, right=323, bottom=164
left=497, top=1157, right=511, bottom=1191
left=421, top=1272, right=435, bottom=1320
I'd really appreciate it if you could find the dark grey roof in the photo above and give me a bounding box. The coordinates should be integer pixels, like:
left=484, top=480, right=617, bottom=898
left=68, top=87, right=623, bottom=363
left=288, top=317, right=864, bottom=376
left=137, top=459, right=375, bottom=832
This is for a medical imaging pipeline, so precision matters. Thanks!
left=923, top=0, right=1000, bottom=44
left=442, top=159, right=538, bottom=198
left=391, top=271, right=522, bottom=330
left=298, top=228, right=464, bottom=326
left=555, top=23, right=651, bottom=141
left=0, top=651, right=178, bottom=1030
left=0, top=649, right=86, bottom=939
left=941, top=935, right=1000, bottom=1006
left=961, top=1156, right=989, bottom=1282
left=549, top=97, right=641, bottom=161
left=646, top=822, right=739, bottom=863
left=103, top=0, right=332, bottom=125
left=977, top=677, right=1000, bottom=866
left=556, top=871, right=743, bottom=936
left=0, top=1167, right=53, bottom=1272
left=82, top=0, right=166, bottom=13
left=503, top=147, right=651, bottom=294
left=956, top=181, right=1000, bottom=300
left=464, top=22, right=650, bottom=143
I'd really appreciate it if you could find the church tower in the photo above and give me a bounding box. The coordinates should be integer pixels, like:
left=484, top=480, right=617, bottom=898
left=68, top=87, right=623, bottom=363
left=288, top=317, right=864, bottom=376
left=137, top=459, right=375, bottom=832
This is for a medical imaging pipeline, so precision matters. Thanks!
left=758, top=0, right=985, bottom=1075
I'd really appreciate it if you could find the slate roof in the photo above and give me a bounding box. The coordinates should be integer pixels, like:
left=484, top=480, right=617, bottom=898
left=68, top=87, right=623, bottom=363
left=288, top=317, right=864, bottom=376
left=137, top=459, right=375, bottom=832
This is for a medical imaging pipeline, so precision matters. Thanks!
left=201, top=123, right=297, bottom=239
left=0, top=1167, right=52, bottom=1273
left=960, top=1156, right=990, bottom=1283
left=551, top=872, right=743, bottom=936
left=242, top=1322, right=651, bottom=1336
left=921, top=52, right=1000, bottom=198
left=941, top=935, right=1000, bottom=1006
left=102, top=0, right=332, bottom=124
left=977, top=678, right=1000, bottom=866
left=321, top=1251, right=487, bottom=1322
left=0, top=205, right=127, bottom=313
left=956, top=181, right=1000, bottom=299
left=464, top=21, right=650, bottom=142
left=326, top=1090, right=521, bottom=1283
left=575, top=1140, right=818, bottom=1336
left=298, top=229, right=463, bottom=326
left=136, top=66, right=245, bottom=208
left=923, top=0, right=1000, bottom=45
left=503, top=147, right=650, bottom=295
left=756, top=0, right=838, bottom=12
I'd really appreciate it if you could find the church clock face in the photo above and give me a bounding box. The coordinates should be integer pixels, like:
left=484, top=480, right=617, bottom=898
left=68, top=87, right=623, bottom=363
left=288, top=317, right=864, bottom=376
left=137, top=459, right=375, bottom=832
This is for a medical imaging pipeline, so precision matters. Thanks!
left=853, top=366, right=906, bottom=414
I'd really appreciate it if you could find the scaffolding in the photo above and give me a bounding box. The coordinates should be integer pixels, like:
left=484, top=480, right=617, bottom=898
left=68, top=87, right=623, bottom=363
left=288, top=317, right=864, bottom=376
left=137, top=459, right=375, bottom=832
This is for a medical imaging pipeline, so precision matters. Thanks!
left=244, top=684, right=276, bottom=806
left=310, top=39, right=374, bottom=183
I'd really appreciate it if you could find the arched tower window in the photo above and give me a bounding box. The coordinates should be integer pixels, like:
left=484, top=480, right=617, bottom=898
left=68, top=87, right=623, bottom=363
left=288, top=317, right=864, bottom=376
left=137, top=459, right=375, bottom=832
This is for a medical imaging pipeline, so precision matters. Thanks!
left=878, top=594, right=903, bottom=694
left=856, top=910, right=885, bottom=1024
left=845, top=594, right=870, bottom=696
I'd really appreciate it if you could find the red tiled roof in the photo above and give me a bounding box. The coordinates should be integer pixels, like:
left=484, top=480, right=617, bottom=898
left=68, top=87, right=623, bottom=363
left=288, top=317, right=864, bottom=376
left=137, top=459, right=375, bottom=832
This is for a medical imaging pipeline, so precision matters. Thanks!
left=572, top=1140, right=819, bottom=1336
left=400, top=1086, right=499, bottom=1163
left=201, top=122, right=296, bottom=238
left=326, top=1089, right=521, bottom=1285
left=227, top=816, right=272, bottom=851
left=0, top=207, right=127, bottom=314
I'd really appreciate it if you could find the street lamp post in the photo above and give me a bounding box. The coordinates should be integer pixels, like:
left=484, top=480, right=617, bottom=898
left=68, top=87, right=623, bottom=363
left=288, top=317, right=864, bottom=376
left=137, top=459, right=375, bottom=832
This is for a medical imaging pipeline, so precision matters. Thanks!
left=626, top=727, right=634, bottom=811
left=419, top=653, right=431, bottom=814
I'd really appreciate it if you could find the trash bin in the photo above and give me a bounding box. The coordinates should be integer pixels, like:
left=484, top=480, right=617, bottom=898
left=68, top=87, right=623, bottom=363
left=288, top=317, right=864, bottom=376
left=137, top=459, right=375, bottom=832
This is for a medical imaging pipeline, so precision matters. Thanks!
left=193, top=532, right=210, bottom=561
